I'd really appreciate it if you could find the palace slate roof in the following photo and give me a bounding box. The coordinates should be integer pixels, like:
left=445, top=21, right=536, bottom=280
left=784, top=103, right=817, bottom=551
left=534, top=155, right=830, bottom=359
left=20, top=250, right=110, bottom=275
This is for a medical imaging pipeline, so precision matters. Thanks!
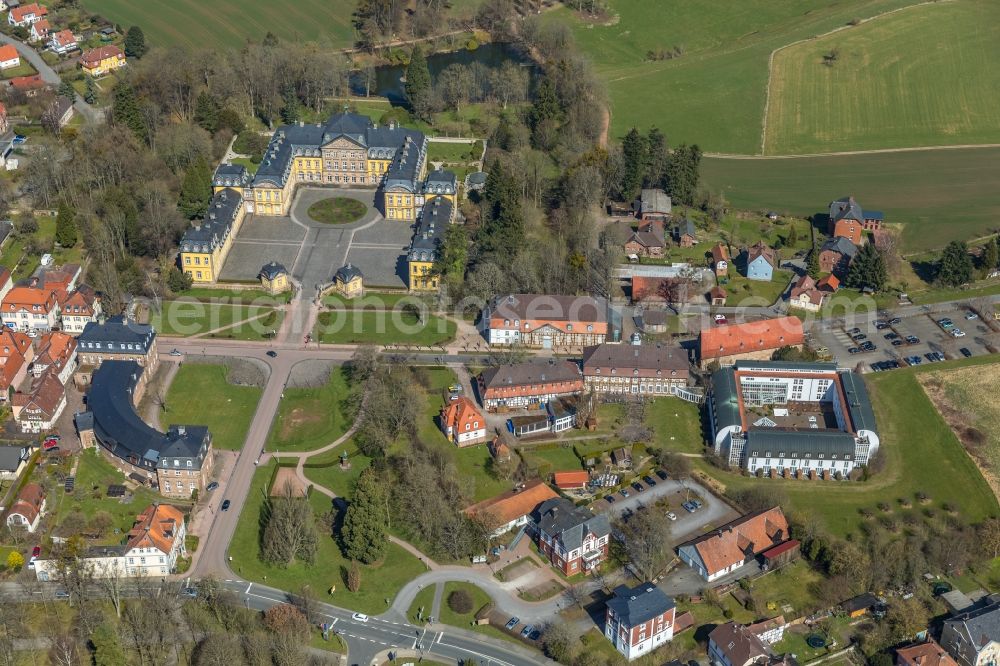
left=180, top=188, right=243, bottom=253
left=408, top=197, right=451, bottom=263
left=78, top=316, right=155, bottom=354
left=582, top=342, right=688, bottom=380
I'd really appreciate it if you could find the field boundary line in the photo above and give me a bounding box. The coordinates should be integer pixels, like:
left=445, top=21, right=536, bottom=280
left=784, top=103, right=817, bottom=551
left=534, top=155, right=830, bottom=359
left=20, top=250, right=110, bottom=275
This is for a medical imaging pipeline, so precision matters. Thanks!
left=760, top=0, right=956, bottom=156
left=706, top=142, right=1000, bottom=160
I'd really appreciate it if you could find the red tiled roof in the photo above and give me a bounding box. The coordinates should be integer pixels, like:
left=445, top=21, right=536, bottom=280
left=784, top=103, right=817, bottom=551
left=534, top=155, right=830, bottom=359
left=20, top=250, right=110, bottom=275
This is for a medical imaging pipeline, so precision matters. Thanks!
left=0, top=45, right=19, bottom=62
left=817, top=274, right=840, bottom=292
left=440, top=396, right=484, bottom=434
left=682, top=507, right=789, bottom=577
left=10, top=4, right=47, bottom=23
left=30, top=18, right=50, bottom=36
left=12, top=370, right=64, bottom=417
left=3, top=286, right=59, bottom=312
left=9, top=75, right=44, bottom=90
left=700, top=316, right=804, bottom=360
left=896, top=640, right=958, bottom=666
left=51, top=29, right=75, bottom=47
left=464, top=479, right=559, bottom=526
left=761, top=539, right=799, bottom=559
left=8, top=482, right=44, bottom=524
left=553, top=470, right=589, bottom=488
left=59, top=287, right=97, bottom=315
left=81, top=45, right=124, bottom=67
left=126, top=504, right=184, bottom=555
left=711, top=243, right=730, bottom=264
left=34, top=331, right=75, bottom=373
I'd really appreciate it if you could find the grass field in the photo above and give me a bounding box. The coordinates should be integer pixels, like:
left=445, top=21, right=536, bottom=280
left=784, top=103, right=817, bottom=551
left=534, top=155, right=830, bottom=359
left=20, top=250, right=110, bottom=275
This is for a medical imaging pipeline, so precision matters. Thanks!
left=163, top=363, right=262, bottom=451
left=764, top=2, right=1000, bottom=154
left=314, top=309, right=456, bottom=346
left=229, top=461, right=427, bottom=613
left=303, top=442, right=371, bottom=498
left=695, top=357, right=1000, bottom=538
left=81, top=0, right=356, bottom=50
left=407, top=585, right=436, bottom=623
left=646, top=397, right=705, bottom=454
left=269, top=367, right=358, bottom=452
left=307, top=197, right=368, bottom=225
left=702, top=149, right=1000, bottom=252
left=149, top=301, right=275, bottom=336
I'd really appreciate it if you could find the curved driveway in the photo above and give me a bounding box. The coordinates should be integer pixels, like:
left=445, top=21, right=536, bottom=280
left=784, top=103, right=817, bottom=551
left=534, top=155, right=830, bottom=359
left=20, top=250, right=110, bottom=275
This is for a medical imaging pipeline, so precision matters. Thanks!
left=0, top=33, right=102, bottom=123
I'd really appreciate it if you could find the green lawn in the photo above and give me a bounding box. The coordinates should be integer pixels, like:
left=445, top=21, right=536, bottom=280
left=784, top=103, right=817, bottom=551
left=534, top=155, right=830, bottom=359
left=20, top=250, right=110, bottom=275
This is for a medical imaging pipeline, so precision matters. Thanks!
left=302, top=442, right=371, bottom=498
left=521, top=446, right=583, bottom=476
left=208, top=310, right=285, bottom=341
left=269, top=367, right=358, bottom=453
left=321, top=292, right=416, bottom=308
left=314, top=309, right=456, bottom=346
left=646, top=397, right=704, bottom=454
left=229, top=461, right=428, bottom=614
left=49, top=449, right=174, bottom=544
left=81, top=0, right=356, bottom=49
left=307, top=197, right=368, bottom=225
left=702, top=149, right=1000, bottom=253
left=0, top=62, right=37, bottom=80
left=551, top=0, right=918, bottom=152
left=439, top=582, right=521, bottom=645
left=163, top=363, right=262, bottom=451
left=695, top=358, right=1000, bottom=538
left=723, top=271, right=792, bottom=307
left=407, top=585, right=437, bottom=623
left=765, top=2, right=1000, bottom=154
left=178, top=287, right=290, bottom=304
left=229, top=157, right=259, bottom=175
left=149, top=301, right=275, bottom=336
left=427, top=141, right=478, bottom=163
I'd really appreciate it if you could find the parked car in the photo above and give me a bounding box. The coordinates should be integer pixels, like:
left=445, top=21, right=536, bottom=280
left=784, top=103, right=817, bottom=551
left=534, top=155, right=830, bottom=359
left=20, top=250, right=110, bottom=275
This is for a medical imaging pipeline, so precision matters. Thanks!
left=181, top=587, right=198, bottom=598
left=221, top=499, right=231, bottom=511
left=682, top=502, right=696, bottom=513
left=520, top=625, right=535, bottom=638
left=42, top=438, right=59, bottom=451
left=352, top=613, right=369, bottom=623
left=965, top=311, right=979, bottom=320
left=643, top=475, right=657, bottom=486
left=666, top=511, right=677, bottom=521
left=692, top=500, right=703, bottom=509
left=714, top=314, right=727, bottom=324
left=505, top=617, right=520, bottom=631
left=54, top=591, right=70, bottom=600
left=448, top=385, right=463, bottom=393
left=655, top=469, right=668, bottom=480
left=906, top=335, right=920, bottom=344
left=951, top=328, right=966, bottom=337
left=206, top=481, right=219, bottom=492
left=883, top=333, right=898, bottom=340
left=620, top=489, right=630, bottom=498
left=848, top=327, right=861, bottom=335
left=847, top=347, right=860, bottom=355
left=938, top=319, right=954, bottom=329
left=632, top=482, right=644, bottom=492
left=875, top=322, right=890, bottom=330
left=31, top=545, right=40, bottom=558
left=889, top=317, right=902, bottom=325
left=960, top=347, right=973, bottom=357
left=891, top=339, right=904, bottom=347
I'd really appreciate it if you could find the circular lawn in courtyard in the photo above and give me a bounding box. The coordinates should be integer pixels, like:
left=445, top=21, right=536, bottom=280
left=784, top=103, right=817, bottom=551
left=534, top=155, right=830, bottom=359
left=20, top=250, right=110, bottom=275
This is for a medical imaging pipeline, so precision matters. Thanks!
left=307, top=197, right=367, bottom=224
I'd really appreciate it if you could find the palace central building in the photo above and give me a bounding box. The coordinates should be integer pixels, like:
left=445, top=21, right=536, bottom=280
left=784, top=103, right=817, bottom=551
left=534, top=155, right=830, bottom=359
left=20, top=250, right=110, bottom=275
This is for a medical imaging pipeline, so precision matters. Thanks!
left=709, top=361, right=879, bottom=478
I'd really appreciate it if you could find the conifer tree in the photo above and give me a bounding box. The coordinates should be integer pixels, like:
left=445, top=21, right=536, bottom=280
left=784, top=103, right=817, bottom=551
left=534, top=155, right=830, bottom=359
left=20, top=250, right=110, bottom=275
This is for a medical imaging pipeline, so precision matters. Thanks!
left=405, top=46, right=432, bottom=121
left=178, top=158, right=211, bottom=219
left=341, top=469, right=388, bottom=564
left=55, top=200, right=77, bottom=248
left=124, top=26, right=147, bottom=58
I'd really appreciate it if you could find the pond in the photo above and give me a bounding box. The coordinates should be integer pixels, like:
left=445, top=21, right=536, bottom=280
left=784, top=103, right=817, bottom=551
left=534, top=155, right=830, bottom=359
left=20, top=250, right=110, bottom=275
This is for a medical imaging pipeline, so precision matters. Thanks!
left=351, top=42, right=534, bottom=104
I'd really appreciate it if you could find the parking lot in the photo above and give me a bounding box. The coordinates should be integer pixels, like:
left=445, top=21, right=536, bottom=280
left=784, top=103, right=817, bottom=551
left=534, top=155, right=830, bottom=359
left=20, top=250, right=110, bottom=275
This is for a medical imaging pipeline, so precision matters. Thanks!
left=814, top=303, right=996, bottom=372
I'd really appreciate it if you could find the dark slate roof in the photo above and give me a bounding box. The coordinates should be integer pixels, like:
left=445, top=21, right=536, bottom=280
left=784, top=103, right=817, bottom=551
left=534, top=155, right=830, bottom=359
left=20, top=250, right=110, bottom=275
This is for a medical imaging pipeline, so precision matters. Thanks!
left=640, top=189, right=671, bottom=215
left=681, top=218, right=696, bottom=238
left=841, top=592, right=880, bottom=613
left=78, top=316, right=155, bottom=353
left=258, top=261, right=287, bottom=280
left=0, top=445, right=26, bottom=472
left=607, top=583, right=675, bottom=626
left=323, top=112, right=372, bottom=145
left=944, top=601, right=1000, bottom=652
left=829, top=196, right=865, bottom=223
left=212, top=163, right=251, bottom=188
left=87, top=361, right=210, bottom=471
left=865, top=210, right=884, bottom=220
left=180, top=188, right=243, bottom=253
left=335, top=263, right=363, bottom=283
left=423, top=168, right=457, bottom=196
left=839, top=371, right=877, bottom=434
left=581, top=342, right=688, bottom=378
left=711, top=366, right=742, bottom=431
left=734, top=360, right=838, bottom=373
left=466, top=171, right=487, bottom=186
left=408, top=197, right=451, bottom=263
left=253, top=122, right=326, bottom=188
left=745, top=429, right=857, bottom=459
left=383, top=132, right=427, bottom=191
left=627, top=229, right=665, bottom=249
left=821, top=236, right=858, bottom=258
left=480, top=359, right=582, bottom=390
left=532, top=497, right=610, bottom=550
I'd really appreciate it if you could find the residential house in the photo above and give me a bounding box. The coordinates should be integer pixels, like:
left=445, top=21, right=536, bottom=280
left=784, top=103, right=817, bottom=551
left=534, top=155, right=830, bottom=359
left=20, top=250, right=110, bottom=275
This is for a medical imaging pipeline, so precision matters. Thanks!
left=638, top=189, right=671, bottom=222
left=553, top=470, right=589, bottom=490
left=747, top=617, right=787, bottom=645
left=581, top=341, right=689, bottom=396
left=80, top=45, right=125, bottom=76
left=788, top=275, right=824, bottom=313
left=47, top=96, right=73, bottom=128
left=817, top=274, right=840, bottom=293
left=0, top=44, right=19, bottom=69
left=77, top=360, right=213, bottom=495
left=828, top=196, right=883, bottom=245
left=11, top=370, right=65, bottom=432
left=819, top=237, right=857, bottom=277
left=639, top=309, right=668, bottom=333
left=531, top=497, right=611, bottom=575
left=31, top=330, right=76, bottom=385
left=624, top=226, right=666, bottom=259
left=59, top=287, right=101, bottom=333
left=604, top=583, right=676, bottom=660
left=478, top=360, right=584, bottom=411
left=8, top=74, right=45, bottom=96
left=677, top=507, right=789, bottom=582
left=258, top=261, right=290, bottom=296
left=488, top=436, right=511, bottom=463
left=75, top=316, right=158, bottom=381
left=745, top=241, right=776, bottom=282
left=675, top=218, right=697, bottom=247
left=35, top=503, right=188, bottom=580
left=897, top=639, right=959, bottom=666
left=711, top=243, right=730, bottom=277
left=699, top=316, right=804, bottom=367
left=5, top=482, right=44, bottom=532
left=48, top=28, right=76, bottom=54
left=941, top=600, right=1000, bottom=666
left=440, top=396, right=487, bottom=446
left=611, top=447, right=632, bottom=468
left=840, top=593, right=881, bottom=619
left=8, top=2, right=47, bottom=26
left=485, top=294, right=613, bottom=348
left=761, top=540, right=800, bottom=570
left=1, top=286, right=60, bottom=332
left=28, top=17, right=48, bottom=42
left=463, top=479, right=559, bottom=538
left=710, top=286, right=728, bottom=306
left=0, top=328, right=33, bottom=400
left=0, top=444, right=29, bottom=480
left=179, top=186, right=247, bottom=283
left=708, top=622, right=770, bottom=666
left=333, top=263, right=363, bottom=299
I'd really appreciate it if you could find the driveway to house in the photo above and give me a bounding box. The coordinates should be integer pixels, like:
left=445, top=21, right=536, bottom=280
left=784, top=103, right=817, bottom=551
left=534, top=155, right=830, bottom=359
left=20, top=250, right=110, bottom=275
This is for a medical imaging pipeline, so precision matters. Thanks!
left=0, top=34, right=103, bottom=123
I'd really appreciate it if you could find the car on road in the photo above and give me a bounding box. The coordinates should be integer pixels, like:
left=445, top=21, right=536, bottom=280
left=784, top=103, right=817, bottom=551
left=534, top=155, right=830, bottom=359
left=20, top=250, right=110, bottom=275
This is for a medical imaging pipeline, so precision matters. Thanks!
left=620, top=489, right=630, bottom=498
left=505, top=617, right=519, bottom=631
left=960, top=347, right=973, bottom=357
left=520, top=625, right=535, bottom=638
left=54, top=591, right=70, bottom=600
left=643, top=475, right=657, bottom=486
left=632, top=482, right=644, bottom=492
left=352, top=613, right=369, bottom=623
left=666, top=511, right=677, bottom=521
left=206, top=481, right=219, bottom=492
left=951, top=328, right=966, bottom=337
left=221, top=499, right=231, bottom=511
left=655, top=469, right=668, bottom=480
left=266, top=350, right=278, bottom=358
left=965, top=311, right=979, bottom=320
left=181, top=587, right=198, bottom=598
left=169, top=349, right=183, bottom=357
